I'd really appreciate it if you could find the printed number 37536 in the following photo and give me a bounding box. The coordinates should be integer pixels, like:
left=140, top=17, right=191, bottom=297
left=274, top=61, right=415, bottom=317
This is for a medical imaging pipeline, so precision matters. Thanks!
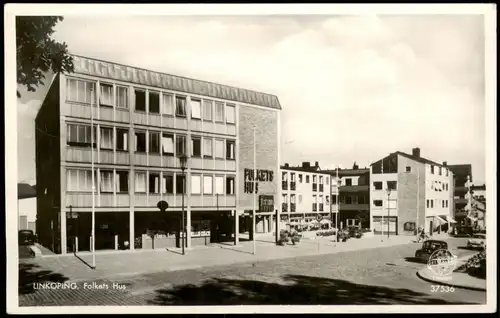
left=431, top=285, right=455, bottom=293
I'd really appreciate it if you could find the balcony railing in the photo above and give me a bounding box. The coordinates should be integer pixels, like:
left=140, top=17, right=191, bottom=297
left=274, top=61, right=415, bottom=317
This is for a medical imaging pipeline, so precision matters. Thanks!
left=319, top=184, right=324, bottom=192
left=282, top=181, right=288, bottom=190
left=282, top=203, right=288, bottom=212
left=312, top=203, right=317, bottom=212
left=290, top=182, right=296, bottom=191
left=290, top=203, right=296, bottom=212
left=319, top=204, right=324, bottom=212
left=312, top=184, right=317, bottom=192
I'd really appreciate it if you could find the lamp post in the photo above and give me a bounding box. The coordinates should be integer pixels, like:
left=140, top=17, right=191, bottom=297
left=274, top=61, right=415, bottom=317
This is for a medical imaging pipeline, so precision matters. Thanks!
left=179, top=154, right=188, bottom=255
left=386, top=188, right=391, bottom=238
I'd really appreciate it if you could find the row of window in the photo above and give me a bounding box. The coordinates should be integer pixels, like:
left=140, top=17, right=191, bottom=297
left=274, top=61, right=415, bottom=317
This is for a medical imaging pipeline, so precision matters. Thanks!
left=430, top=180, right=450, bottom=192
left=66, top=169, right=236, bottom=195
left=430, top=165, right=449, bottom=177
left=373, top=181, right=397, bottom=191
left=282, top=194, right=369, bottom=206
left=282, top=194, right=334, bottom=205
left=67, top=78, right=236, bottom=124
left=282, top=172, right=330, bottom=185
left=67, top=123, right=236, bottom=159
left=426, top=199, right=450, bottom=209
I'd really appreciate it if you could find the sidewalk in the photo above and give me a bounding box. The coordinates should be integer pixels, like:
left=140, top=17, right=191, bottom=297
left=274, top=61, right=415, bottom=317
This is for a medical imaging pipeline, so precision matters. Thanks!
left=416, top=256, right=487, bottom=291
left=22, top=235, right=416, bottom=282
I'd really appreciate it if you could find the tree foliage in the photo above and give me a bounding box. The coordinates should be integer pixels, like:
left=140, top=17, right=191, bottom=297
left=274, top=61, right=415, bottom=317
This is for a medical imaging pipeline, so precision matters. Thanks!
left=16, top=16, right=74, bottom=98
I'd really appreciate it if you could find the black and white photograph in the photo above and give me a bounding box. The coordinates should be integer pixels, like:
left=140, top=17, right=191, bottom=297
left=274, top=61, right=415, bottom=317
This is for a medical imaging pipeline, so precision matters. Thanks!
left=5, top=3, right=497, bottom=314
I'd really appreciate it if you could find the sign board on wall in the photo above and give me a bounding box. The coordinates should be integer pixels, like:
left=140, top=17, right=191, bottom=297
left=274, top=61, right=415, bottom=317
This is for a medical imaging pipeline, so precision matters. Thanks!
left=243, top=168, right=274, bottom=194
left=259, top=195, right=274, bottom=212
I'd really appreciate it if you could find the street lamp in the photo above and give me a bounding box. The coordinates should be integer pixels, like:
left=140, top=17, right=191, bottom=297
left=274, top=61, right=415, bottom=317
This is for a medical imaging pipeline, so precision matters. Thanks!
left=179, top=154, right=188, bottom=255
left=386, top=188, right=391, bottom=238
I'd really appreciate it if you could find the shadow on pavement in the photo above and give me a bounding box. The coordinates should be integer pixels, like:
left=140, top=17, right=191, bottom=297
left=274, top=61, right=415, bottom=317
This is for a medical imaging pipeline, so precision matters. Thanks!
left=19, top=263, right=70, bottom=295
left=404, top=257, right=424, bottom=264
left=147, top=274, right=476, bottom=305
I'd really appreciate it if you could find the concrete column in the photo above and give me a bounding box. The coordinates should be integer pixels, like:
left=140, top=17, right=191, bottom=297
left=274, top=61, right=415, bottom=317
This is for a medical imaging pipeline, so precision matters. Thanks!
left=61, top=210, right=67, bottom=254
left=115, top=235, right=118, bottom=250
left=234, top=210, right=239, bottom=245
left=129, top=210, right=135, bottom=250
left=186, top=209, right=192, bottom=248
left=75, top=236, right=79, bottom=253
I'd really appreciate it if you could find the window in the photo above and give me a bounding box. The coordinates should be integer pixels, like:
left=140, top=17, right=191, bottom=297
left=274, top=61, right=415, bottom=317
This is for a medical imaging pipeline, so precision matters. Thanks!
left=215, top=102, right=224, bottom=122
left=326, top=195, right=330, bottom=205
left=215, top=140, right=224, bottom=158
left=162, top=133, right=174, bottom=155
left=215, top=176, right=224, bottom=194
left=373, top=182, right=383, bottom=190
left=149, top=131, right=160, bottom=154
left=67, top=169, right=95, bottom=192
left=446, top=200, right=448, bottom=208
left=203, top=138, right=213, bottom=158
left=226, top=140, right=235, bottom=160
left=387, top=181, right=397, bottom=190
left=99, top=83, right=113, bottom=107
left=438, top=167, right=442, bottom=176
left=404, top=222, right=416, bottom=231
left=326, top=177, right=329, bottom=184
left=66, top=78, right=96, bottom=104
left=176, top=175, right=186, bottom=194
left=426, top=200, right=430, bottom=208
left=99, top=127, right=113, bottom=150
left=162, top=174, right=174, bottom=194
left=359, top=196, right=365, bottom=204
left=226, top=105, right=235, bottom=124
left=175, top=96, right=186, bottom=117
left=405, top=166, right=411, bottom=173
left=134, top=89, right=146, bottom=112
left=162, top=93, right=174, bottom=115
left=135, top=131, right=146, bottom=152
left=313, top=175, right=317, bottom=183
left=203, top=176, right=213, bottom=194
left=445, top=169, right=449, bottom=177
left=149, top=172, right=160, bottom=194
left=191, top=175, right=201, bottom=194
left=299, top=174, right=303, bottom=183
left=115, top=170, right=129, bottom=193
left=226, top=176, right=235, bottom=195
left=116, top=86, right=128, bottom=109
left=346, top=196, right=352, bottom=204
left=135, top=172, right=147, bottom=193
left=149, top=91, right=160, bottom=114
left=442, top=200, right=445, bottom=208
left=282, top=172, right=288, bottom=181
left=430, top=165, right=435, bottom=174
left=191, top=99, right=201, bottom=119
left=345, top=178, right=352, bottom=186
left=116, top=129, right=128, bottom=151
left=319, top=176, right=323, bottom=184
left=203, top=100, right=213, bottom=121
left=431, top=200, right=434, bottom=208
left=191, top=137, right=201, bottom=157
left=176, top=135, right=187, bottom=156
left=373, top=200, right=383, bottom=207
left=332, top=195, right=337, bottom=205
left=67, top=124, right=96, bottom=148
left=306, top=176, right=310, bottom=183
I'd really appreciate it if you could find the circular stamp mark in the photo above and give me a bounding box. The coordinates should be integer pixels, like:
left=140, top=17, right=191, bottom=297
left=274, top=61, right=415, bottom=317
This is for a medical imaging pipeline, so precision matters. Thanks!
left=427, top=249, right=457, bottom=281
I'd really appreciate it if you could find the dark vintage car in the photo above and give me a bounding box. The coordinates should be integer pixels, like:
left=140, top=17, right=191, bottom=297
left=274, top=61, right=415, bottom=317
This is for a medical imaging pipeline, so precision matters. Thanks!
left=415, top=240, right=453, bottom=263
left=348, top=226, right=363, bottom=239
left=19, top=229, right=35, bottom=246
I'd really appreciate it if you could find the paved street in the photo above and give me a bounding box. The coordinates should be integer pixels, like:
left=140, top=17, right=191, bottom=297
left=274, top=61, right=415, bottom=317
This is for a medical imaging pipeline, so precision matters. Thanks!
left=18, top=237, right=485, bottom=306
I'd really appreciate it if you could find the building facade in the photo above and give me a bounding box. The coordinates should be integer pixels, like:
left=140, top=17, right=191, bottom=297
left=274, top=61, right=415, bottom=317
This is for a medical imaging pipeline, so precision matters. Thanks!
left=370, top=148, right=455, bottom=236
left=448, top=164, right=473, bottom=224
left=280, top=162, right=338, bottom=226
left=35, top=55, right=281, bottom=254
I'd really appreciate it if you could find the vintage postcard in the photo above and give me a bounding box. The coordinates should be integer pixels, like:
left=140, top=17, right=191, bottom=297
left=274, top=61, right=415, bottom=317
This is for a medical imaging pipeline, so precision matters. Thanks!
left=5, top=3, right=497, bottom=314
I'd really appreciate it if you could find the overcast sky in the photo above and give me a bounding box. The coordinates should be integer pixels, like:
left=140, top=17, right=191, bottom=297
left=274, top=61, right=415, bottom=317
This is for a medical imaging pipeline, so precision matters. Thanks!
left=17, top=14, right=487, bottom=185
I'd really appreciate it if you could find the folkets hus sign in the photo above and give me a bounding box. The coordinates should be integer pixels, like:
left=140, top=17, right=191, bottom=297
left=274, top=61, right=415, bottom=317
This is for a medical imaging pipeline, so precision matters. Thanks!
left=243, top=168, right=274, bottom=194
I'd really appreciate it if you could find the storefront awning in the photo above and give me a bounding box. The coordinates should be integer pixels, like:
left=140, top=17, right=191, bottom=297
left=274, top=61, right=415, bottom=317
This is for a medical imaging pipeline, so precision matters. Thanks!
left=441, top=215, right=457, bottom=223
left=434, top=215, right=447, bottom=224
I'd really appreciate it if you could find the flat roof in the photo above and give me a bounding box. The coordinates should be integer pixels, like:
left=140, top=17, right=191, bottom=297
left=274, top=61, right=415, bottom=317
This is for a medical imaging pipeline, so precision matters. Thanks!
left=70, top=54, right=282, bottom=110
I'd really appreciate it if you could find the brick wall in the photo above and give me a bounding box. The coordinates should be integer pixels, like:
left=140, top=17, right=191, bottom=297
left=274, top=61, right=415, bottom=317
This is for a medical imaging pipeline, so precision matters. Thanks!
left=238, top=105, right=279, bottom=210
left=397, top=155, right=426, bottom=235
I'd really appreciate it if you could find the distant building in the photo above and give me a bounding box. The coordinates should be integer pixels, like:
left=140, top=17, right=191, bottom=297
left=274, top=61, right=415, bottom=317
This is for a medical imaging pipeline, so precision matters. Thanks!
left=322, top=163, right=370, bottom=229
left=448, top=164, right=479, bottom=227
left=280, top=162, right=338, bottom=226
left=369, top=148, right=455, bottom=236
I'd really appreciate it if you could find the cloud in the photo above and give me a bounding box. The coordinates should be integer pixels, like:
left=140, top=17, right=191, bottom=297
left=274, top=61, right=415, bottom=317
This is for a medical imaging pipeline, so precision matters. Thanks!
left=16, top=14, right=485, bottom=183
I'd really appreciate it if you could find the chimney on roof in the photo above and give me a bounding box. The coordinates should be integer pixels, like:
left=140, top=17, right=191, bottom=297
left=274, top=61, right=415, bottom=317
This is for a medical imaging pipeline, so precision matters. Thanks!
left=315, top=161, right=319, bottom=168
left=353, top=162, right=359, bottom=170
left=443, top=161, right=447, bottom=167
left=302, top=162, right=311, bottom=168
left=412, top=147, right=421, bottom=158
left=284, top=163, right=289, bottom=168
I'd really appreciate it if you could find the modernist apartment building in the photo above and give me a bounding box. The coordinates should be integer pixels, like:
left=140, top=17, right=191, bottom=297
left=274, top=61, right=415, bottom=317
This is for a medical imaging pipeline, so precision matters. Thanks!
left=35, top=55, right=281, bottom=254
left=322, top=163, right=371, bottom=229
left=280, top=162, right=338, bottom=225
left=369, top=148, right=455, bottom=236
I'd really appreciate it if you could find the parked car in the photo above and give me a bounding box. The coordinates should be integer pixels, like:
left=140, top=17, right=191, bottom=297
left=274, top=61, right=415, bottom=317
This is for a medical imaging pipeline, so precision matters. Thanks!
left=18, top=230, right=35, bottom=246
left=348, top=226, right=363, bottom=239
left=414, top=240, right=452, bottom=263
left=467, top=233, right=486, bottom=250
